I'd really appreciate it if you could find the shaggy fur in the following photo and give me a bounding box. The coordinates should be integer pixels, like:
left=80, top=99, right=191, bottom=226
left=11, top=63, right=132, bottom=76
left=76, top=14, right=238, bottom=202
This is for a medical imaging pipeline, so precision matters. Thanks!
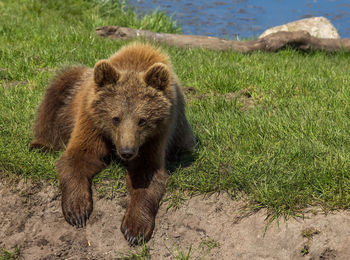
left=31, top=43, right=194, bottom=244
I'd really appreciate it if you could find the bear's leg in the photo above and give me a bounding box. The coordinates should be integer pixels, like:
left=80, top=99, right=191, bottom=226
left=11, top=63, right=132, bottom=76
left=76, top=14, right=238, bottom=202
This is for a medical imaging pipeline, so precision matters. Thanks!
left=121, top=149, right=168, bottom=245
left=57, top=116, right=111, bottom=227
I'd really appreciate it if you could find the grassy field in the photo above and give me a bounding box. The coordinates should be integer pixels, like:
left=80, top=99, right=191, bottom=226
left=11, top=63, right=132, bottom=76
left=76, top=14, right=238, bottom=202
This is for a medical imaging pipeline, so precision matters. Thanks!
left=1, top=0, right=350, bottom=222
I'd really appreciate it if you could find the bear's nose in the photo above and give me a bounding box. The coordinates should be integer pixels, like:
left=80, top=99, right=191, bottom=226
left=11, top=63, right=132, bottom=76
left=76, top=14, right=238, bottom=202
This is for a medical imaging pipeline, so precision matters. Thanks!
left=120, top=148, right=136, bottom=160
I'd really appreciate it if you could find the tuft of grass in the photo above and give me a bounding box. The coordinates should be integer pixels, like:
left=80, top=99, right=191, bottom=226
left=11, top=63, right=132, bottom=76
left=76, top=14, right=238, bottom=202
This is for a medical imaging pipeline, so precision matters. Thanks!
left=300, top=244, right=309, bottom=256
left=175, top=247, right=192, bottom=260
left=163, top=191, right=189, bottom=210
left=165, top=238, right=192, bottom=260
left=301, top=227, right=320, bottom=240
left=116, top=240, right=151, bottom=260
left=199, top=238, right=221, bottom=252
left=1, top=0, right=350, bottom=225
left=0, top=247, right=20, bottom=260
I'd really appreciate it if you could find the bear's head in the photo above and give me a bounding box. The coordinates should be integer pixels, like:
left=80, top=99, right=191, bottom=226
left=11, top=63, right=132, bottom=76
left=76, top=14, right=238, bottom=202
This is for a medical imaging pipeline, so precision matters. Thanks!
left=91, top=60, right=173, bottom=161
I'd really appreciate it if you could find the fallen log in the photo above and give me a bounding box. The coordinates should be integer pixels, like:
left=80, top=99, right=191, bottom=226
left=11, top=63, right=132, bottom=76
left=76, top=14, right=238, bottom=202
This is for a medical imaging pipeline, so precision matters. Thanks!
left=96, top=26, right=350, bottom=53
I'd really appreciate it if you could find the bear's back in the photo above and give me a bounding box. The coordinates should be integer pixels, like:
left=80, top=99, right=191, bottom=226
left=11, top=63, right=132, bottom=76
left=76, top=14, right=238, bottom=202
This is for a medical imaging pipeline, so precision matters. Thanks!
left=109, top=43, right=171, bottom=72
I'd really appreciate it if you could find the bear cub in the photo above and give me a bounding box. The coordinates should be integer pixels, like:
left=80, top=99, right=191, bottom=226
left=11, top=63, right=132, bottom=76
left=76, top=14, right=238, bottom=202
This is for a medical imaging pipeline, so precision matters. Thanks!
left=31, top=43, right=195, bottom=244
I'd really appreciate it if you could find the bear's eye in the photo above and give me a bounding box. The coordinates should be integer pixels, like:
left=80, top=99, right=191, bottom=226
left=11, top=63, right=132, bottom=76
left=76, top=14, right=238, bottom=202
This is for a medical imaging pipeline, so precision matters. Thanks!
left=112, top=117, right=120, bottom=126
left=138, top=118, right=147, bottom=127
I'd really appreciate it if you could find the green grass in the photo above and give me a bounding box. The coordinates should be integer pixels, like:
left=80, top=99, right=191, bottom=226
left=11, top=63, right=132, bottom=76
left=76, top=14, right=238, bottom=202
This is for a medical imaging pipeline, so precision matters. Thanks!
left=0, top=247, right=20, bottom=260
left=1, top=0, right=350, bottom=226
left=165, top=237, right=192, bottom=260
left=117, top=240, right=151, bottom=259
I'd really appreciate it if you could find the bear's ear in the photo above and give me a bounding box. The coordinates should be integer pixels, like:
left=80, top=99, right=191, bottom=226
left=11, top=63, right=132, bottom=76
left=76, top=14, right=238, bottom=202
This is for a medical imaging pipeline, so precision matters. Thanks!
left=144, top=63, right=170, bottom=91
left=94, top=60, right=120, bottom=87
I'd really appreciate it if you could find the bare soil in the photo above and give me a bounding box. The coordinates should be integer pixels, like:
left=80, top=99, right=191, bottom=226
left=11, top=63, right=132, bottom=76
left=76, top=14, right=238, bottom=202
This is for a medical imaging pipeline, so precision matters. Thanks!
left=1, top=178, right=350, bottom=259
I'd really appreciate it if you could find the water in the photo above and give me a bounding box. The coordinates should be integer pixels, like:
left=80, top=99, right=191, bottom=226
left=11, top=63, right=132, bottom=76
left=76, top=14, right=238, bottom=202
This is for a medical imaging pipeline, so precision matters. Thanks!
left=128, top=0, right=350, bottom=39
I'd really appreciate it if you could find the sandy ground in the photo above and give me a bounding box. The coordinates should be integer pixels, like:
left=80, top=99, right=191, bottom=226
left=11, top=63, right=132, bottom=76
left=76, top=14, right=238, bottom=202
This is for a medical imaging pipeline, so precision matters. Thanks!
left=1, top=178, right=350, bottom=260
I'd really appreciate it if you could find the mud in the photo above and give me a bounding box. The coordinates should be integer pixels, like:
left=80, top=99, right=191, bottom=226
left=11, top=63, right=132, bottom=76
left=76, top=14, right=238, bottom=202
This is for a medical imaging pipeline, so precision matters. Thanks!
left=1, top=178, right=350, bottom=259
left=185, top=86, right=255, bottom=112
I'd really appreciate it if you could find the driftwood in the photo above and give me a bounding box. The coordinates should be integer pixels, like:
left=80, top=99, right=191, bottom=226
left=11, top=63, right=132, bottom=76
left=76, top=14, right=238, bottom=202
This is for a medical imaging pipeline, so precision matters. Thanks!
left=96, top=26, right=350, bottom=53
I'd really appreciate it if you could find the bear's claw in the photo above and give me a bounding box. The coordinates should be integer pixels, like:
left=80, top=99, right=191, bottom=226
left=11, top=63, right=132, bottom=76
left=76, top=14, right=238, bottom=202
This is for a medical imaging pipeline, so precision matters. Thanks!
left=64, top=209, right=90, bottom=228
left=120, top=208, right=155, bottom=245
left=61, top=179, right=93, bottom=228
left=122, top=226, right=143, bottom=245
left=62, top=197, right=92, bottom=228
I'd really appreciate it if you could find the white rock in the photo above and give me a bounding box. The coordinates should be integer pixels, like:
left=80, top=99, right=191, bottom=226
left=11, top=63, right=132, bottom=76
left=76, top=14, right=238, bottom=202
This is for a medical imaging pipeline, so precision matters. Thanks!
left=259, top=17, right=340, bottom=39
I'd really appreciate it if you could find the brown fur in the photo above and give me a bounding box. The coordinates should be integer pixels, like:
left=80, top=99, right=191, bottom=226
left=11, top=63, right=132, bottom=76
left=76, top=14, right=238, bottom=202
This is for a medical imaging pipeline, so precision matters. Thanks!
left=31, top=43, right=195, bottom=244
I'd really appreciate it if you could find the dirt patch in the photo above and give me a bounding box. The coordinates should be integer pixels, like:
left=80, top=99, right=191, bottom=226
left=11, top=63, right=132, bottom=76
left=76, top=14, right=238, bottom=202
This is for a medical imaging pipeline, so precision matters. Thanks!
left=0, top=80, right=28, bottom=88
left=1, top=179, right=350, bottom=259
left=184, top=86, right=255, bottom=111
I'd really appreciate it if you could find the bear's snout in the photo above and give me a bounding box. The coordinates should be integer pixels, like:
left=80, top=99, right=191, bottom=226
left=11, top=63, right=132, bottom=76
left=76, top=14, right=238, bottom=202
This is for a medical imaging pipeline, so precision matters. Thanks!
left=119, top=147, right=137, bottom=160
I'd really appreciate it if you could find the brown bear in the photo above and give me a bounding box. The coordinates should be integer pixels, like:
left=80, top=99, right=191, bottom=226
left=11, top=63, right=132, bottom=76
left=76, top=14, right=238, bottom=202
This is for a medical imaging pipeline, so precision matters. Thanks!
left=31, top=43, right=195, bottom=244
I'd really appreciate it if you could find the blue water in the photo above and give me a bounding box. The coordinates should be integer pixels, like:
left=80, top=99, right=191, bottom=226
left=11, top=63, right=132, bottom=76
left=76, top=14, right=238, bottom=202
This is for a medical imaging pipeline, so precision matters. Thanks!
left=128, top=0, right=350, bottom=39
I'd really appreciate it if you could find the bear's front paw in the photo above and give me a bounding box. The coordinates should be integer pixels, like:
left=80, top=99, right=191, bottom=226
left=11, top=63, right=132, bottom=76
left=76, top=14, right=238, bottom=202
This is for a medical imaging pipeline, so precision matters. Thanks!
left=121, top=206, right=155, bottom=245
left=61, top=180, right=93, bottom=228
